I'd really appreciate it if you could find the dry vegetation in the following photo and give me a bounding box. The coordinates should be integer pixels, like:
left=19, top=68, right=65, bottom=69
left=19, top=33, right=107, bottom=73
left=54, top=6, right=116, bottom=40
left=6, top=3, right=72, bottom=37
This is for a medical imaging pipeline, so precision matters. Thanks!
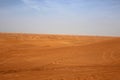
left=0, top=33, right=120, bottom=80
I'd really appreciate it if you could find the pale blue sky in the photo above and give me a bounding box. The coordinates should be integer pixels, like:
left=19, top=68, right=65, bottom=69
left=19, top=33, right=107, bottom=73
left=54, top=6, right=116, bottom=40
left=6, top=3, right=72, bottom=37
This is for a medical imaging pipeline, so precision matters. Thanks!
left=0, top=0, right=120, bottom=36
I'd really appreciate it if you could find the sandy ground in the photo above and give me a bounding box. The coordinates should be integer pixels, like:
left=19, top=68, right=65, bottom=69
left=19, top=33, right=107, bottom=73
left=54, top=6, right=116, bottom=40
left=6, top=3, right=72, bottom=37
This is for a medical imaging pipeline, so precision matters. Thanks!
left=0, top=33, right=120, bottom=80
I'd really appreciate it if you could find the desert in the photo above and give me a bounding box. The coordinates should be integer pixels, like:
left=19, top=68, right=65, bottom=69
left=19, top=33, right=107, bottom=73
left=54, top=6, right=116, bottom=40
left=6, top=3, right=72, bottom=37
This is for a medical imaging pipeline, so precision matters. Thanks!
left=0, top=33, right=120, bottom=80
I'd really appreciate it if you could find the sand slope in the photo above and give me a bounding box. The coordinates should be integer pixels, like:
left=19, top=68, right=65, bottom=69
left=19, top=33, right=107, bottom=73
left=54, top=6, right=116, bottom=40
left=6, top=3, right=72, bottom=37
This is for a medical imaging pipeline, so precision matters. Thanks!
left=0, top=33, right=120, bottom=80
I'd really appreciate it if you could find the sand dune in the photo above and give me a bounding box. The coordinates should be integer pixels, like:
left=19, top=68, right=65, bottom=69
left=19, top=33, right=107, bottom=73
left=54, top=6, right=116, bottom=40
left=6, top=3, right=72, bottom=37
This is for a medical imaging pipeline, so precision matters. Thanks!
left=0, top=33, right=120, bottom=80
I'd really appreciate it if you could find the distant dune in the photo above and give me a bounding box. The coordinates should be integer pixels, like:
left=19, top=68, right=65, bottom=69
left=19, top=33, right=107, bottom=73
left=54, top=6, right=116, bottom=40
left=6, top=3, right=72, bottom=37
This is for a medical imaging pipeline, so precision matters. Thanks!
left=0, top=33, right=120, bottom=80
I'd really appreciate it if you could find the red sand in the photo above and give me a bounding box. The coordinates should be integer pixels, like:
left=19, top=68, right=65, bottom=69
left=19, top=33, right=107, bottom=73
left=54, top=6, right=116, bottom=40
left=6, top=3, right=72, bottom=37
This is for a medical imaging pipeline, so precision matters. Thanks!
left=0, top=33, right=120, bottom=80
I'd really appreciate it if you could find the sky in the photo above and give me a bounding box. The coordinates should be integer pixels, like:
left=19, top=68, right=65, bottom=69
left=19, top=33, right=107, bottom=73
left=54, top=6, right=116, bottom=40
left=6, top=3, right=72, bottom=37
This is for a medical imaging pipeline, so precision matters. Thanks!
left=0, top=0, right=120, bottom=36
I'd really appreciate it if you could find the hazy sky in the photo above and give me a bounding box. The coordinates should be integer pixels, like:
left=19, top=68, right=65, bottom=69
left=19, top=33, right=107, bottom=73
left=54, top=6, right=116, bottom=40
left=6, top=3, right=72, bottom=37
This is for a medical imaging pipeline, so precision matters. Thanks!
left=0, top=0, right=120, bottom=36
